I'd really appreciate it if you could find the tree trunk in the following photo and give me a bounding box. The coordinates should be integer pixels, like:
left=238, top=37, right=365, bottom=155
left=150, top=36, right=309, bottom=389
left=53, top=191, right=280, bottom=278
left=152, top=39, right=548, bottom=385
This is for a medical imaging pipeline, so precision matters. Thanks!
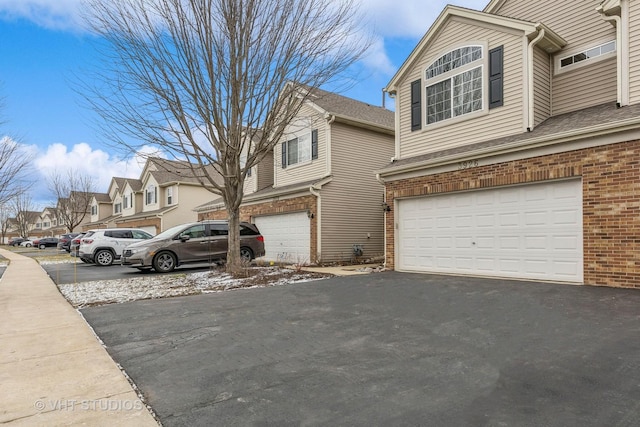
left=226, top=206, right=241, bottom=274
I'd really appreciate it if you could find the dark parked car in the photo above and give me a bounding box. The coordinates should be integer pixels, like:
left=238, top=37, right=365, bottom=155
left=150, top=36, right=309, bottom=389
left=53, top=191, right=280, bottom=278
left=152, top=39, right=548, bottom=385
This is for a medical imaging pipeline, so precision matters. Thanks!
left=33, top=237, right=59, bottom=249
left=57, top=233, right=81, bottom=252
left=8, top=237, right=26, bottom=246
left=69, top=233, right=86, bottom=260
left=122, top=220, right=265, bottom=273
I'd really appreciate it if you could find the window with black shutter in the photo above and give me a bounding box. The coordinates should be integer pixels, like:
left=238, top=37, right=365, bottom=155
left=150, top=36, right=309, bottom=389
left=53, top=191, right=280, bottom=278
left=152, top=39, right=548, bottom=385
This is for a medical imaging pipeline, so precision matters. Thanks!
left=489, top=45, right=504, bottom=109
left=411, top=79, right=422, bottom=131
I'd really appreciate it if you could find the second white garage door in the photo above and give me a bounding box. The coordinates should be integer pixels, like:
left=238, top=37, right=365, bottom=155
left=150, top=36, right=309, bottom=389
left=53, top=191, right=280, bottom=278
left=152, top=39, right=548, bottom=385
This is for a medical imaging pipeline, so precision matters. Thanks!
left=254, top=212, right=310, bottom=263
left=397, top=180, right=583, bottom=282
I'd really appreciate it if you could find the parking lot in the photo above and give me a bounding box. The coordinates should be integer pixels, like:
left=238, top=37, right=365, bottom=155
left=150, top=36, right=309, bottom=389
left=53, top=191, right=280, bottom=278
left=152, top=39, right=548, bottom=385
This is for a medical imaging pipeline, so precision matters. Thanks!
left=81, top=272, right=640, bottom=426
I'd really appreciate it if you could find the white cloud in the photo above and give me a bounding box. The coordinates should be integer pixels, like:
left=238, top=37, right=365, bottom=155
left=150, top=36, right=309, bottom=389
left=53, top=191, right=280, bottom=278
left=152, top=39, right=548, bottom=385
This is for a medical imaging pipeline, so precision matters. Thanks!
left=360, top=0, right=487, bottom=39
left=0, top=0, right=86, bottom=31
left=30, top=142, right=152, bottom=207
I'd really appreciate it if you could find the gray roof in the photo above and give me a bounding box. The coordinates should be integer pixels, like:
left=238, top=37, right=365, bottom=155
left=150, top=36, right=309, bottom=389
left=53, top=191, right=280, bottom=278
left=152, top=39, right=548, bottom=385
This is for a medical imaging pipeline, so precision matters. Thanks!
left=93, top=193, right=111, bottom=203
left=194, top=176, right=332, bottom=212
left=305, top=86, right=394, bottom=130
left=112, top=177, right=127, bottom=190
left=124, top=179, right=143, bottom=192
left=380, top=102, right=640, bottom=174
left=148, top=157, right=224, bottom=186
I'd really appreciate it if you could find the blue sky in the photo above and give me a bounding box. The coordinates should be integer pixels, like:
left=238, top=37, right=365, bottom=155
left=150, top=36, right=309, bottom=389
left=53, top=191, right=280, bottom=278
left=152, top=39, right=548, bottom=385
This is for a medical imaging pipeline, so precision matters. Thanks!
left=0, top=0, right=485, bottom=207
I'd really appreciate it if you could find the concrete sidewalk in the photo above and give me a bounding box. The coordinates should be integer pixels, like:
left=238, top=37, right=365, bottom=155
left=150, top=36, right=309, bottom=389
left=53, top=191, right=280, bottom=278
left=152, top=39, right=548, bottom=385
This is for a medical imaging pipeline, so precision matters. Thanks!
left=0, top=249, right=158, bottom=426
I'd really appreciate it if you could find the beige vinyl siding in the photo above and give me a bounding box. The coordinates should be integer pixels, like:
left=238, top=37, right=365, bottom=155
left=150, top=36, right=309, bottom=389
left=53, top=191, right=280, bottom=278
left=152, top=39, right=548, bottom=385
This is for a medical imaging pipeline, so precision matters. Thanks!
left=398, top=19, right=524, bottom=160
left=257, top=151, right=274, bottom=191
left=553, top=57, right=616, bottom=115
left=629, top=0, right=640, bottom=104
left=274, top=104, right=328, bottom=187
left=320, top=122, right=394, bottom=262
left=533, top=46, right=551, bottom=126
left=495, top=0, right=612, bottom=51
left=162, top=185, right=211, bottom=229
left=243, top=167, right=257, bottom=194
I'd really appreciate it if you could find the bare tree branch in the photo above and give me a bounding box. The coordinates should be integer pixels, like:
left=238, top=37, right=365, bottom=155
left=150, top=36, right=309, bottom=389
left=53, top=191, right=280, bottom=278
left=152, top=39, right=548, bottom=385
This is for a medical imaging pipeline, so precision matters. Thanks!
left=81, top=0, right=369, bottom=272
left=48, top=171, right=97, bottom=232
left=11, top=194, right=39, bottom=238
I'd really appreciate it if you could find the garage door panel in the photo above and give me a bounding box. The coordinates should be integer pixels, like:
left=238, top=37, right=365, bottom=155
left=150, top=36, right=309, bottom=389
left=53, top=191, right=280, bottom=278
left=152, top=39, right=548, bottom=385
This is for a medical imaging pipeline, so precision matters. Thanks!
left=397, top=180, right=583, bottom=282
left=254, top=212, right=310, bottom=263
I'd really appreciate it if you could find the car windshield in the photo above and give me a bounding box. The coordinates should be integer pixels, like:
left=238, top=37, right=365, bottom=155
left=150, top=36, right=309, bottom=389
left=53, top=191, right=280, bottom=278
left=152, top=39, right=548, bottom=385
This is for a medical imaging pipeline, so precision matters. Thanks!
left=151, top=223, right=193, bottom=240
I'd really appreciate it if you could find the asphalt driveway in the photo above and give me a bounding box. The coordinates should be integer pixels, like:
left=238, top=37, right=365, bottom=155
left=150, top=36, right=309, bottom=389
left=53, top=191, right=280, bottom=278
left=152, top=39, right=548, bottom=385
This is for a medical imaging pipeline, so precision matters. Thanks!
left=81, top=272, right=640, bottom=426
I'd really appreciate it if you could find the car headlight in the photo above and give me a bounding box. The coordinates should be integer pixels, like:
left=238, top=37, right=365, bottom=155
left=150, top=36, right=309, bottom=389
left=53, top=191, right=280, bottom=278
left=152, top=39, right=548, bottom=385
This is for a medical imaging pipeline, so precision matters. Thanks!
left=127, top=247, right=146, bottom=255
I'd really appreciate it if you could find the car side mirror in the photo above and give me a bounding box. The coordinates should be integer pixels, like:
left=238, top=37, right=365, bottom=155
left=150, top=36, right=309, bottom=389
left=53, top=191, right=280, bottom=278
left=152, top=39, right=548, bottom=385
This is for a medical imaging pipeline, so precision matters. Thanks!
left=179, top=234, right=191, bottom=242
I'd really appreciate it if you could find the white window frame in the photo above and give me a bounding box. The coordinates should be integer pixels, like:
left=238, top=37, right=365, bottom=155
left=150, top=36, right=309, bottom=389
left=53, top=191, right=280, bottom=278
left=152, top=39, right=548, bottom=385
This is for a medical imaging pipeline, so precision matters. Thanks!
left=114, top=203, right=122, bottom=214
left=285, top=132, right=312, bottom=167
left=555, top=40, right=616, bottom=75
left=424, top=44, right=487, bottom=128
left=146, top=185, right=157, bottom=205
left=167, top=186, right=174, bottom=205
left=91, top=205, right=97, bottom=216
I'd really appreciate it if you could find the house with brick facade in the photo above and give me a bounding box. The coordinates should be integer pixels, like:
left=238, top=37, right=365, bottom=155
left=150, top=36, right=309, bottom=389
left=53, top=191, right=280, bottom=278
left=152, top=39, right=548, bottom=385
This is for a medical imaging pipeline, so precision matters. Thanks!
left=196, top=88, right=394, bottom=264
left=378, top=0, right=640, bottom=287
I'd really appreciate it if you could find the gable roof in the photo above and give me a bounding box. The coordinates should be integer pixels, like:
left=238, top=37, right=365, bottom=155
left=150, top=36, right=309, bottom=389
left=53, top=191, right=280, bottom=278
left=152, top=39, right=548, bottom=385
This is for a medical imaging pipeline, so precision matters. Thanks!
left=93, top=193, right=111, bottom=203
left=143, top=157, right=224, bottom=187
left=385, top=5, right=566, bottom=93
left=123, top=178, right=143, bottom=192
left=300, top=86, right=394, bottom=133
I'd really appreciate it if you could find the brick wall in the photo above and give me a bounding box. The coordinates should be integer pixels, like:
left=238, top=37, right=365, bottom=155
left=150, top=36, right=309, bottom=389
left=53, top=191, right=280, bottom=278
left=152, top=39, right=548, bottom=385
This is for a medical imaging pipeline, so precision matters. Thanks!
left=199, top=195, right=319, bottom=262
left=385, top=140, right=640, bottom=288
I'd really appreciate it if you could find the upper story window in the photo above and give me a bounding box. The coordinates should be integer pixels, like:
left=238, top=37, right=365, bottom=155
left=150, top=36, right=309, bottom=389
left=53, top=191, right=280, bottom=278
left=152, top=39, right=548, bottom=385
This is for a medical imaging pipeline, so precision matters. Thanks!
left=91, top=205, right=97, bottom=216
left=167, top=187, right=174, bottom=205
left=425, top=46, right=483, bottom=125
left=114, top=203, right=122, bottom=214
left=281, top=129, right=318, bottom=168
left=145, top=185, right=157, bottom=205
left=557, top=40, right=616, bottom=71
left=123, top=194, right=130, bottom=209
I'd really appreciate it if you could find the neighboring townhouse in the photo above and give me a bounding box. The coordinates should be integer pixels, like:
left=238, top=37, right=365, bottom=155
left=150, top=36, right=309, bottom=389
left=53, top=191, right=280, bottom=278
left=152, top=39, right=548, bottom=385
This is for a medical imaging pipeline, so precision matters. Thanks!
left=112, top=157, right=221, bottom=234
left=379, top=0, right=640, bottom=287
left=36, top=207, right=60, bottom=237
left=84, top=191, right=117, bottom=230
left=197, top=87, right=395, bottom=264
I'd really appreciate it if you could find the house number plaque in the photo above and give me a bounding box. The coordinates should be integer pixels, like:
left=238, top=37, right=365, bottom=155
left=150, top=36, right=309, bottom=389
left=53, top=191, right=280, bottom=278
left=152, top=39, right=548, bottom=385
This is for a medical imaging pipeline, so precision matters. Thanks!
left=457, top=160, right=479, bottom=170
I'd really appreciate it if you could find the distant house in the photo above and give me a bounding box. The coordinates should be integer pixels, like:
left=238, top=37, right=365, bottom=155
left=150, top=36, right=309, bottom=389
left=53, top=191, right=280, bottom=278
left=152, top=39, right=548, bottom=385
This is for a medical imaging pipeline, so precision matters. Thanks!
left=379, top=0, right=640, bottom=288
left=197, top=87, right=394, bottom=264
left=83, top=157, right=221, bottom=235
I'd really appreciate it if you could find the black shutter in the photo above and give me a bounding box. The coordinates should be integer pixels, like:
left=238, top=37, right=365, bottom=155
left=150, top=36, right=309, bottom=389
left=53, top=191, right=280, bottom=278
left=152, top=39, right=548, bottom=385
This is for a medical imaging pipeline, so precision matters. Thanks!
left=281, top=141, right=287, bottom=168
left=489, top=45, right=504, bottom=109
left=311, top=129, right=318, bottom=160
left=411, top=79, right=422, bottom=131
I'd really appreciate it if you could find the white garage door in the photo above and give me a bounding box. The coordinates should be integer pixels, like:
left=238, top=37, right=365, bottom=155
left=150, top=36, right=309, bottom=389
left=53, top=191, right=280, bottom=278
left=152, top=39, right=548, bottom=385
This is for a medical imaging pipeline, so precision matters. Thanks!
left=397, top=180, right=583, bottom=282
left=254, top=212, right=310, bottom=263
left=139, top=226, right=157, bottom=236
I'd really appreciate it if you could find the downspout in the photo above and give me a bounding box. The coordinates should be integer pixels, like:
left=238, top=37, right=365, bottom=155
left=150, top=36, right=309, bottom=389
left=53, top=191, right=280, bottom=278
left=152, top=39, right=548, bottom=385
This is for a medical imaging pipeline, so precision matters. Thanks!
left=324, top=113, right=335, bottom=176
left=309, top=184, right=321, bottom=263
left=376, top=173, right=387, bottom=268
left=597, top=6, right=624, bottom=107
left=527, top=27, right=546, bottom=132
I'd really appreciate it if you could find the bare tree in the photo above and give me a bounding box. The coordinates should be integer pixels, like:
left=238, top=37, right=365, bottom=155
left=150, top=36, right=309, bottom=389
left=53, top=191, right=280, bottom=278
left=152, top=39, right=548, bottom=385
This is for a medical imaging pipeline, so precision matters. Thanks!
left=0, top=203, right=11, bottom=243
left=48, top=171, right=96, bottom=233
left=0, top=96, right=34, bottom=204
left=82, top=0, right=369, bottom=272
left=11, top=194, right=39, bottom=238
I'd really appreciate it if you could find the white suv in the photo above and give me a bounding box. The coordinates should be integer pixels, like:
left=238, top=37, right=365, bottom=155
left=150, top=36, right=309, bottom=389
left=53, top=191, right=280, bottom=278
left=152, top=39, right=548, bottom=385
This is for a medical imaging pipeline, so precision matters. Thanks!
left=79, top=228, right=154, bottom=266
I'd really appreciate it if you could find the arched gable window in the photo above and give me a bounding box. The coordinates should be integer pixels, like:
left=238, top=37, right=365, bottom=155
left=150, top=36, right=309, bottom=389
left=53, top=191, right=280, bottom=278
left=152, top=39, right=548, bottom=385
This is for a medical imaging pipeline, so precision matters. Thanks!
left=425, top=46, right=483, bottom=124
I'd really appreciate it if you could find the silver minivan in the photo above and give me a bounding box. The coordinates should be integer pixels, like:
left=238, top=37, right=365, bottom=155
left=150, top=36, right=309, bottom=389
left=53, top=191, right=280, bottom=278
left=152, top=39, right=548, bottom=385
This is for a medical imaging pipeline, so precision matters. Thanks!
left=122, top=220, right=265, bottom=273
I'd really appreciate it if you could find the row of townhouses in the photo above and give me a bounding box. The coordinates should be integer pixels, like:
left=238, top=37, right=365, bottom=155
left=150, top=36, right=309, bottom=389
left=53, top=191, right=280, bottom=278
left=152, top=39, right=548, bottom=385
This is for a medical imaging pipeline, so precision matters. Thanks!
left=8, top=0, right=639, bottom=288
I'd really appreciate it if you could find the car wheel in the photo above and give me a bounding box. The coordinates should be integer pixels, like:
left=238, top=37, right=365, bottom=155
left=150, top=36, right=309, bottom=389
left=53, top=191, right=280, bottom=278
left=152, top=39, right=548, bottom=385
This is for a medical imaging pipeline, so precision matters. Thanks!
left=240, top=247, right=254, bottom=262
left=153, top=251, right=176, bottom=273
left=95, top=249, right=114, bottom=266
left=26, top=243, right=32, bottom=247
left=39, top=244, right=45, bottom=249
